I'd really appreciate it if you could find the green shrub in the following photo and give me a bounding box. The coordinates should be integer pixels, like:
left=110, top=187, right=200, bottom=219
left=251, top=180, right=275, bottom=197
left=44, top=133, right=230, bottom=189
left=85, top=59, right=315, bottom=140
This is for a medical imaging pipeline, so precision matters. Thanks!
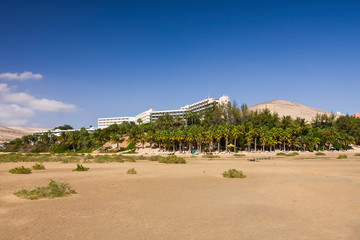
left=233, top=154, right=246, bottom=157
left=127, top=168, right=137, bottom=174
left=134, top=155, right=148, bottom=160
left=354, top=153, right=360, bottom=156
left=14, top=180, right=76, bottom=200
left=203, top=155, right=221, bottom=158
left=72, top=164, right=89, bottom=171
left=32, top=163, right=46, bottom=170
left=276, top=152, right=286, bottom=156
left=9, top=166, right=32, bottom=174
left=315, top=152, right=326, bottom=156
left=337, top=154, right=347, bottom=159
left=223, top=169, right=247, bottom=178
left=158, top=155, right=186, bottom=164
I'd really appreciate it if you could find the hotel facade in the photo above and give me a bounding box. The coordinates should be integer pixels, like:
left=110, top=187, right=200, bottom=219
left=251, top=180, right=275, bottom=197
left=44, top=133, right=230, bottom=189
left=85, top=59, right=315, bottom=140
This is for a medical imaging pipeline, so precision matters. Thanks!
left=98, top=95, right=230, bottom=129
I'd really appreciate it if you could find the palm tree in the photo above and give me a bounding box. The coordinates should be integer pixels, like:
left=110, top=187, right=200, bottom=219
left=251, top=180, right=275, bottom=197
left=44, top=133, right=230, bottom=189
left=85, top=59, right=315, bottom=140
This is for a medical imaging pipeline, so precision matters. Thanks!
left=214, top=128, right=223, bottom=153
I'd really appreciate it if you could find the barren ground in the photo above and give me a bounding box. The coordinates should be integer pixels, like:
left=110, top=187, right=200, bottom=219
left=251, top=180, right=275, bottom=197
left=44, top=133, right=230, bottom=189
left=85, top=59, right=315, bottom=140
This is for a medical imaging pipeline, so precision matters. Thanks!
left=1, top=153, right=360, bottom=240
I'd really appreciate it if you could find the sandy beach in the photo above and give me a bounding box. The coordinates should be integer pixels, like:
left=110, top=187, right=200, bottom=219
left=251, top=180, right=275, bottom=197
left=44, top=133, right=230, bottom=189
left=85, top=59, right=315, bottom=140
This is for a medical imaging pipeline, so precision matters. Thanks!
left=1, top=153, right=360, bottom=240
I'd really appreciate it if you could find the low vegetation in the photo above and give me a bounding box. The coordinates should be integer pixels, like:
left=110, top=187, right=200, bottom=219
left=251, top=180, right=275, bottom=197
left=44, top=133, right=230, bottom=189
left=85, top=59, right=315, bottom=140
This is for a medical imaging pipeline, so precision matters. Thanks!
left=72, top=164, right=89, bottom=171
left=202, top=155, right=221, bottom=158
left=315, top=152, right=326, bottom=156
left=14, top=180, right=76, bottom=200
left=286, top=152, right=299, bottom=156
left=337, top=154, right=347, bottom=159
left=233, top=154, right=246, bottom=157
left=32, top=163, right=46, bottom=170
left=158, top=155, right=186, bottom=164
left=354, top=153, right=360, bottom=156
left=127, top=168, right=137, bottom=174
left=9, top=166, right=32, bottom=174
left=223, top=169, right=247, bottom=178
left=93, top=155, right=135, bottom=163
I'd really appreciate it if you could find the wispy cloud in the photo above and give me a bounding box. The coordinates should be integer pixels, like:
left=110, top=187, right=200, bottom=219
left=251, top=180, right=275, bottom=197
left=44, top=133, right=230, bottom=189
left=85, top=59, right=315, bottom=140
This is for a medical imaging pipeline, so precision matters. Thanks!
left=0, top=83, right=77, bottom=126
left=0, top=71, right=43, bottom=81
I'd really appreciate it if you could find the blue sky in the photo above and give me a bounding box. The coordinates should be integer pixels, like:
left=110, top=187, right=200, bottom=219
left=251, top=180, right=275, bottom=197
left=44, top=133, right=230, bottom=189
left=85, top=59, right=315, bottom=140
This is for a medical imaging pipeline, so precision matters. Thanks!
left=0, top=0, right=359, bottom=128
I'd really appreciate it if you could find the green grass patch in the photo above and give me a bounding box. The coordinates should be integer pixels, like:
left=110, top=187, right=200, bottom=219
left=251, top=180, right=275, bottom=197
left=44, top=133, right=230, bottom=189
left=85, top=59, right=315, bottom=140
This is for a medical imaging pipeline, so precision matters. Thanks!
left=14, top=180, right=76, bottom=200
left=337, top=154, right=347, bottom=159
left=233, top=154, right=246, bottom=157
left=32, top=163, right=46, bottom=170
left=354, top=153, right=360, bottom=156
left=127, top=168, right=137, bottom=174
left=315, top=152, right=326, bottom=156
left=276, top=152, right=286, bottom=156
left=9, top=166, right=32, bottom=174
left=72, top=164, right=89, bottom=171
left=158, top=155, right=186, bottom=164
left=223, top=169, right=247, bottom=178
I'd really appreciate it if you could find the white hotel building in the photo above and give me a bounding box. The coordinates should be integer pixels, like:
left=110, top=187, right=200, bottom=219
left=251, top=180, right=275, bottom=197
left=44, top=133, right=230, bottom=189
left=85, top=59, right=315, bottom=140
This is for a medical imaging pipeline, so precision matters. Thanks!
left=98, top=95, right=230, bottom=129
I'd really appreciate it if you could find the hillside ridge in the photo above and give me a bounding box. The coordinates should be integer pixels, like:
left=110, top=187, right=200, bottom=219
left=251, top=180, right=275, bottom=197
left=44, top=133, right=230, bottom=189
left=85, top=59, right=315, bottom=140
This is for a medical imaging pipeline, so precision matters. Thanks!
left=249, top=99, right=335, bottom=122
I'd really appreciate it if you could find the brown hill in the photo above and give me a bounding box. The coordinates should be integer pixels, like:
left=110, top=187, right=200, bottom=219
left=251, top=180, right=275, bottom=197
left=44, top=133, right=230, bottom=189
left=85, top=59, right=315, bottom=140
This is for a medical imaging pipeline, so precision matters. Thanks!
left=249, top=99, right=338, bottom=123
left=0, top=126, right=49, bottom=144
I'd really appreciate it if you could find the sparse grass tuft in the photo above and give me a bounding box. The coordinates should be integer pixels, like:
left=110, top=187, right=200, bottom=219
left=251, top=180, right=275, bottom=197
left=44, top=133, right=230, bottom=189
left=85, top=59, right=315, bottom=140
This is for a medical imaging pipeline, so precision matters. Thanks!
left=72, top=164, right=89, bottom=171
left=315, top=152, right=326, bottom=156
left=14, top=180, right=76, bottom=200
left=158, top=155, right=186, bottom=164
left=286, top=152, right=299, bottom=156
left=127, top=168, right=137, bottom=174
left=223, top=169, right=247, bottom=178
left=84, top=154, right=94, bottom=159
left=134, top=155, right=147, bottom=160
left=276, top=152, right=286, bottom=156
left=233, top=154, right=246, bottom=157
left=32, top=163, right=46, bottom=170
left=9, top=166, right=32, bottom=174
left=203, top=155, right=221, bottom=158
left=354, top=153, right=360, bottom=156
left=148, top=156, right=163, bottom=161
left=337, top=154, right=347, bottom=159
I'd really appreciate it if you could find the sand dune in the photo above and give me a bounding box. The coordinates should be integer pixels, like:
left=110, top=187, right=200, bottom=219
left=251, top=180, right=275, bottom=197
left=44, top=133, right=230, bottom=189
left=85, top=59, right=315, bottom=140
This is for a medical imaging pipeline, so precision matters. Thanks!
left=0, top=126, right=48, bottom=144
left=249, top=99, right=338, bottom=123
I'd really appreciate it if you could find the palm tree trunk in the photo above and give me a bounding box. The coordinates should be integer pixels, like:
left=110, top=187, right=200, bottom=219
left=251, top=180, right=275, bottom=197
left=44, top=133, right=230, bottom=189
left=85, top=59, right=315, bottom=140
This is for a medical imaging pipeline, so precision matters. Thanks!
left=225, top=138, right=228, bottom=152
left=217, top=141, right=220, bottom=152
left=254, top=137, right=257, bottom=152
left=234, top=138, right=237, bottom=153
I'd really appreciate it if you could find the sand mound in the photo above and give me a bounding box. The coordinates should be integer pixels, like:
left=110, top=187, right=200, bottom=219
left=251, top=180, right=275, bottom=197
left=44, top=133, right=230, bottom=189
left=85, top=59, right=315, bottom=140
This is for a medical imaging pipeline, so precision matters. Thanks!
left=0, top=126, right=49, bottom=144
left=249, top=99, right=338, bottom=123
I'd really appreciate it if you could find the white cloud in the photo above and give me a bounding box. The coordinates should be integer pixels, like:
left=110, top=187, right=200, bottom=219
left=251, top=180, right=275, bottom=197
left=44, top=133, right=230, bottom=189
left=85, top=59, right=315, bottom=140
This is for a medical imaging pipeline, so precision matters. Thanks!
left=0, top=71, right=43, bottom=81
left=0, top=103, right=34, bottom=126
left=0, top=83, right=77, bottom=126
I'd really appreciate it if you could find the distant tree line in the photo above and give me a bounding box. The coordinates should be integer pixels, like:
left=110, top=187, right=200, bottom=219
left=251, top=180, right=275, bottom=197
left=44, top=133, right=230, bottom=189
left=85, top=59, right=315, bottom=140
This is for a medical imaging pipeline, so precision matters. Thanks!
left=4, top=102, right=360, bottom=153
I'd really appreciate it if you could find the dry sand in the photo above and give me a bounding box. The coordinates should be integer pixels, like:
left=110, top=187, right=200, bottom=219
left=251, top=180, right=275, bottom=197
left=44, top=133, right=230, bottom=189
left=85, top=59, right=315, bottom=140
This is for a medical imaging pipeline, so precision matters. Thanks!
left=1, top=153, right=360, bottom=240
